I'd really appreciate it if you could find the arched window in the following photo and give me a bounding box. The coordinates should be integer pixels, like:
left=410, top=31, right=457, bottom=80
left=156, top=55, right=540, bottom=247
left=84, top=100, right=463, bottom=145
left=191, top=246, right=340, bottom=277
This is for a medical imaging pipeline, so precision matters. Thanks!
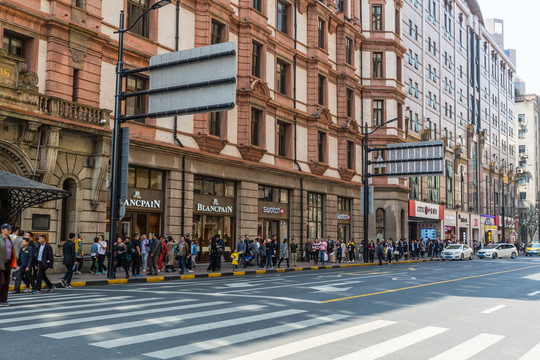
left=376, top=208, right=386, bottom=241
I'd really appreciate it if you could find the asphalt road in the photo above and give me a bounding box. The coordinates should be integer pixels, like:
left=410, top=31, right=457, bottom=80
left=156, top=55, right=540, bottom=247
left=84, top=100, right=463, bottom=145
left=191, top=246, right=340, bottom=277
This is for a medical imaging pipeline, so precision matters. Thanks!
left=2, top=257, right=540, bottom=359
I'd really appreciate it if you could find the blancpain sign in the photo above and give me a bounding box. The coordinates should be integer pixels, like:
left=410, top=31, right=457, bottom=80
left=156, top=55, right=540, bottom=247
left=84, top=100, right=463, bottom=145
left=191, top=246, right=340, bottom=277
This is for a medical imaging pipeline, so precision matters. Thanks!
left=196, top=198, right=233, bottom=213
left=122, top=199, right=161, bottom=209
left=123, top=191, right=161, bottom=209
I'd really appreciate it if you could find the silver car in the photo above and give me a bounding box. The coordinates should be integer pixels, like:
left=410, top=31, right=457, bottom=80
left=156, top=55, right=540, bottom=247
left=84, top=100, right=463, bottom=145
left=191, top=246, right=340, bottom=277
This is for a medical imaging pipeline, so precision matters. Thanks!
left=477, top=243, right=518, bottom=259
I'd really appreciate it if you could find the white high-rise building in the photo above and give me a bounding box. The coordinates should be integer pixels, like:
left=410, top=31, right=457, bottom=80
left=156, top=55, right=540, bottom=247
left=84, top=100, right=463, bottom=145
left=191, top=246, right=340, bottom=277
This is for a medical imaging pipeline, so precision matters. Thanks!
left=402, top=0, right=517, bottom=245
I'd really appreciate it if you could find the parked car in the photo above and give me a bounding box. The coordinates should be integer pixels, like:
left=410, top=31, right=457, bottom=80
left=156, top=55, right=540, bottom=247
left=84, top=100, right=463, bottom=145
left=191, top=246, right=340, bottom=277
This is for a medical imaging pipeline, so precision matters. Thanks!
left=478, top=243, right=518, bottom=259
left=441, top=244, right=473, bottom=260
left=525, top=243, right=540, bottom=256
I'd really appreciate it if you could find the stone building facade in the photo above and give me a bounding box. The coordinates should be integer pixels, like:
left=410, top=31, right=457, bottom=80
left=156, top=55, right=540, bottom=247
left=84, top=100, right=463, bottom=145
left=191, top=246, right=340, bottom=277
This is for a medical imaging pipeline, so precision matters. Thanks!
left=0, top=0, right=408, bottom=260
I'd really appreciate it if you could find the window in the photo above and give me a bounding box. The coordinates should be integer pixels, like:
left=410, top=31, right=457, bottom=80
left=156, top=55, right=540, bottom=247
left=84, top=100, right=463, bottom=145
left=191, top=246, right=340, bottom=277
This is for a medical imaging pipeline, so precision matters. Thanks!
left=347, top=141, right=355, bottom=169
left=251, top=108, right=262, bottom=146
left=446, top=161, right=453, bottom=208
left=372, top=52, right=383, bottom=78
left=194, top=175, right=235, bottom=197
left=125, top=75, right=147, bottom=117
left=253, top=0, right=262, bottom=12
left=373, top=100, right=383, bottom=126
left=211, top=20, right=225, bottom=44
left=128, top=0, right=149, bottom=37
left=346, top=88, right=354, bottom=117
left=427, top=176, right=440, bottom=203
left=337, top=197, right=351, bottom=211
left=277, top=0, right=289, bottom=34
left=520, top=192, right=527, bottom=200
left=276, top=59, right=288, bottom=95
left=518, top=129, right=526, bottom=139
left=345, top=37, right=353, bottom=65
left=376, top=208, right=386, bottom=240
left=410, top=177, right=419, bottom=199
left=373, top=150, right=384, bottom=175
left=337, top=0, right=344, bottom=12
left=277, top=121, right=289, bottom=157
left=128, top=167, right=163, bottom=190
left=209, top=112, right=221, bottom=137
left=3, top=31, right=25, bottom=58
left=74, top=0, right=85, bottom=8
left=519, top=145, right=526, bottom=154
left=72, top=69, right=80, bottom=103
left=259, top=186, right=288, bottom=203
left=318, top=74, right=326, bottom=105
left=317, top=131, right=326, bottom=163
left=307, top=193, right=323, bottom=239
left=372, top=5, right=382, bottom=31
left=318, top=18, right=325, bottom=49
left=252, top=41, right=262, bottom=78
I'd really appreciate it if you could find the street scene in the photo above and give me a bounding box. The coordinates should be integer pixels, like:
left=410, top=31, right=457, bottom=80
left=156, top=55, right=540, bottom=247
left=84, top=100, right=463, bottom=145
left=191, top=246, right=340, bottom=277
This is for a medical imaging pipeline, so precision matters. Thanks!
left=2, top=0, right=540, bottom=359
left=3, top=257, right=540, bottom=359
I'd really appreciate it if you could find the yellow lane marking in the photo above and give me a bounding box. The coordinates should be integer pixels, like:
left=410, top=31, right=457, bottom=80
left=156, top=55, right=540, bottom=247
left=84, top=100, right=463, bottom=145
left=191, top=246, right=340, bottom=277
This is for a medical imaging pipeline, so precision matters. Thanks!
left=294, top=267, right=304, bottom=271
left=108, top=279, right=128, bottom=285
left=255, top=270, right=266, bottom=274
left=276, top=268, right=286, bottom=273
left=233, top=271, right=246, bottom=276
left=71, top=281, right=86, bottom=287
left=409, top=267, right=416, bottom=271
left=180, top=274, right=195, bottom=280
left=323, top=264, right=540, bottom=303
left=146, top=276, right=165, bottom=282
left=208, top=273, right=221, bottom=278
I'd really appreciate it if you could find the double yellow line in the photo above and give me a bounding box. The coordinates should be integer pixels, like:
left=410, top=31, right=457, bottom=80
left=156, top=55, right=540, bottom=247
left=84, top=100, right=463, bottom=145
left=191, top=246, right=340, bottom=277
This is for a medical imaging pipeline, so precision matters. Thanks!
left=323, top=264, right=540, bottom=303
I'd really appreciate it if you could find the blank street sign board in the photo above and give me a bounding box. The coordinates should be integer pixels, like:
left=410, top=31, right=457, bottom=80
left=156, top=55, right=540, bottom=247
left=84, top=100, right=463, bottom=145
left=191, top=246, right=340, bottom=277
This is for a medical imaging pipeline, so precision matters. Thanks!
left=382, top=140, right=444, bottom=177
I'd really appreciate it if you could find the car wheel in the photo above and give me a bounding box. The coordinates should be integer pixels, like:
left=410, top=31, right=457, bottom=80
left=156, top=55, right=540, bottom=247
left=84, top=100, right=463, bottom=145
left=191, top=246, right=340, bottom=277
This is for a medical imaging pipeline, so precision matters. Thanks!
left=469, top=253, right=473, bottom=260
left=492, top=252, right=498, bottom=259
left=460, top=254, right=464, bottom=261
left=441, top=259, right=445, bottom=261
left=511, top=252, right=516, bottom=259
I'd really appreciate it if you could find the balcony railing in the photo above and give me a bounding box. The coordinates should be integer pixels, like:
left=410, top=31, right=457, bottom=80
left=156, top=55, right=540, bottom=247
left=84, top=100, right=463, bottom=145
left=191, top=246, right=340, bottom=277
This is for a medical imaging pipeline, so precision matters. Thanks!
left=38, top=96, right=111, bottom=126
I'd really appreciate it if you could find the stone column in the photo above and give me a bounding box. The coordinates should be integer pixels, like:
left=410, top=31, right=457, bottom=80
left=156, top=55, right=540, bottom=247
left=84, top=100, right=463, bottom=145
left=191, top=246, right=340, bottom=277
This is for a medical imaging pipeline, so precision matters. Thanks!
left=237, top=181, right=258, bottom=243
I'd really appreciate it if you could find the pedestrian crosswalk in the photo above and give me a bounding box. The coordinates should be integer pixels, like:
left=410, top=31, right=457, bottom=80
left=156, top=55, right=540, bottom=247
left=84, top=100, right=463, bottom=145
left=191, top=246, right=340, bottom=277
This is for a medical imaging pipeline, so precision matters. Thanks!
left=0, top=291, right=538, bottom=359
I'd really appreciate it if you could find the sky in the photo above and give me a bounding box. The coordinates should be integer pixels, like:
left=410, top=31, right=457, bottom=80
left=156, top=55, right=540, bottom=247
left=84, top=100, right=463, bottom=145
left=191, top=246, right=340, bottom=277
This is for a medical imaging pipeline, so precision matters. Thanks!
left=476, top=0, right=540, bottom=95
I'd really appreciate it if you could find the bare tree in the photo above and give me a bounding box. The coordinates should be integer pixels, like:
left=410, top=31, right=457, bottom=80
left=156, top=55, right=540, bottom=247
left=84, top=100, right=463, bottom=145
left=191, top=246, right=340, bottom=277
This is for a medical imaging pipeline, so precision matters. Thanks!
left=519, top=205, right=540, bottom=244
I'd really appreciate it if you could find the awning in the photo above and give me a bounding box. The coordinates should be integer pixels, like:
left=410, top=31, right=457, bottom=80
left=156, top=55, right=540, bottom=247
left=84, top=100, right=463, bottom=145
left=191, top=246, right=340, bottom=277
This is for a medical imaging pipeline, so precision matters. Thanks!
left=0, top=170, right=71, bottom=225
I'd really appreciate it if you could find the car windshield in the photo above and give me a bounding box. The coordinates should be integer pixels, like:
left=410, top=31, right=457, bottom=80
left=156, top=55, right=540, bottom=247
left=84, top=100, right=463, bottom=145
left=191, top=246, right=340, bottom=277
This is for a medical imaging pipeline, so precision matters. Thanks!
left=528, top=244, right=540, bottom=248
left=446, top=245, right=462, bottom=250
left=485, top=244, right=498, bottom=249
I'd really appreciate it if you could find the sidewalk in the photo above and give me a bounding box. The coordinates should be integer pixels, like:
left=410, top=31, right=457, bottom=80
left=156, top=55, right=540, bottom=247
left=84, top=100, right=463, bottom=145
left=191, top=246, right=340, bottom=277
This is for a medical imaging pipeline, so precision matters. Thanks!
left=9, top=257, right=440, bottom=291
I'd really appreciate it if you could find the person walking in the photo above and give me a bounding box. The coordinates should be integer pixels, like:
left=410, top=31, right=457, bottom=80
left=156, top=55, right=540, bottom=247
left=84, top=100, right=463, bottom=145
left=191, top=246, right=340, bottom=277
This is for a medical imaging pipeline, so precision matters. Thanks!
left=10, top=229, right=23, bottom=290
left=14, top=237, right=34, bottom=293
left=131, top=233, right=142, bottom=277
left=236, top=236, right=246, bottom=269
left=97, top=234, right=107, bottom=275
left=207, top=234, right=220, bottom=272
left=376, top=241, right=385, bottom=265
left=177, top=236, right=186, bottom=275
left=74, top=234, right=84, bottom=274
left=33, top=234, right=55, bottom=293
left=59, top=233, right=77, bottom=288
left=166, top=236, right=177, bottom=272
left=0, top=224, right=16, bottom=306
left=277, top=239, right=289, bottom=268
left=347, top=239, right=356, bottom=263
left=319, top=238, right=327, bottom=265
left=158, top=236, right=167, bottom=272
left=312, top=239, right=320, bottom=265
left=90, top=237, right=99, bottom=274
left=266, top=239, right=275, bottom=269
left=191, top=239, right=198, bottom=269
left=141, top=233, right=150, bottom=272
left=184, top=233, right=193, bottom=271
left=289, top=238, right=298, bottom=267
left=114, top=237, right=129, bottom=279
left=148, top=233, right=161, bottom=275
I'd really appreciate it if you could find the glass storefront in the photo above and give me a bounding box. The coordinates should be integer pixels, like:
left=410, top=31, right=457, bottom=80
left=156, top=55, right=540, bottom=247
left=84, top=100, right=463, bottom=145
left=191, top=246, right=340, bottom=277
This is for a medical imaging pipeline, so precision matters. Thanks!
left=337, top=197, right=351, bottom=241
left=307, top=192, right=323, bottom=239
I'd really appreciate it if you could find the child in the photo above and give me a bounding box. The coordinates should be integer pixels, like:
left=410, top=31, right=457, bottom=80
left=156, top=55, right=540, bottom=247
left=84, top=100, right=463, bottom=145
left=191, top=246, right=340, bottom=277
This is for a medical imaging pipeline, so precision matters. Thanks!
left=231, top=250, right=239, bottom=272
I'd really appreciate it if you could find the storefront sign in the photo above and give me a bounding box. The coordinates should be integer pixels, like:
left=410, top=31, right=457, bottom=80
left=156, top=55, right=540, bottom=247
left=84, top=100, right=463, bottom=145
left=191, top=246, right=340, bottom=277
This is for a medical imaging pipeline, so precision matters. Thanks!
left=471, top=215, right=480, bottom=228
left=122, top=190, right=162, bottom=209
left=337, top=213, right=351, bottom=220
left=262, top=206, right=284, bottom=215
left=408, top=200, right=443, bottom=220
left=444, top=211, right=456, bottom=226
left=196, top=198, right=233, bottom=213
left=458, top=214, right=469, bottom=225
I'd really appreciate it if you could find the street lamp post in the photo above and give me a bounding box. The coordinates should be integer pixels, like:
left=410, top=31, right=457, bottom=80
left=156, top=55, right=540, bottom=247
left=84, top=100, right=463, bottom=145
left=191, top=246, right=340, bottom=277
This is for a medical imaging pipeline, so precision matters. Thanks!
left=362, top=117, right=398, bottom=263
left=107, top=0, right=171, bottom=279
left=501, top=178, right=518, bottom=243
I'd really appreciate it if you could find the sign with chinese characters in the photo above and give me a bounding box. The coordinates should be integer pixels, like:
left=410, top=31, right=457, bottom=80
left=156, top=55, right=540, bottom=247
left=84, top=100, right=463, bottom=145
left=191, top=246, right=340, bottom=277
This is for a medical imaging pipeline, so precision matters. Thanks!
left=408, top=200, right=443, bottom=220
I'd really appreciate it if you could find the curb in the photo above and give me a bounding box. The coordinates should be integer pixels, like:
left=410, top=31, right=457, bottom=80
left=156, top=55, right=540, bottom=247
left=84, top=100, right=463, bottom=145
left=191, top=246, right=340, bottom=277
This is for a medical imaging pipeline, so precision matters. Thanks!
left=9, top=258, right=440, bottom=291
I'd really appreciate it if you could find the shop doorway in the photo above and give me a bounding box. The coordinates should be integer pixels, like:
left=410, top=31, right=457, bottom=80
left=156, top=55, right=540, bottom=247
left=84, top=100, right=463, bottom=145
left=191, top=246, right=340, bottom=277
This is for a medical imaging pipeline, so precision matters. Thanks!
left=257, top=219, right=288, bottom=241
left=337, top=224, right=350, bottom=241
left=192, top=214, right=235, bottom=262
left=119, top=212, right=161, bottom=238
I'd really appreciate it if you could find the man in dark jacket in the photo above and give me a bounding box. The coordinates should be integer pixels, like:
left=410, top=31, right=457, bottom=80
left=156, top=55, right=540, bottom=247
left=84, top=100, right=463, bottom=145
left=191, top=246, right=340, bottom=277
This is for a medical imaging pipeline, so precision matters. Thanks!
left=34, top=234, right=55, bottom=293
left=59, top=233, right=77, bottom=288
left=14, top=237, right=34, bottom=293
left=148, top=233, right=162, bottom=275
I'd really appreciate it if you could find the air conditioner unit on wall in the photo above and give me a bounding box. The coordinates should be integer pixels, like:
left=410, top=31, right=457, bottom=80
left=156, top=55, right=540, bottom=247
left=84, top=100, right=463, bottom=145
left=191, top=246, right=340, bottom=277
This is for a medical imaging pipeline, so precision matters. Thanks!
left=517, top=168, right=524, bottom=174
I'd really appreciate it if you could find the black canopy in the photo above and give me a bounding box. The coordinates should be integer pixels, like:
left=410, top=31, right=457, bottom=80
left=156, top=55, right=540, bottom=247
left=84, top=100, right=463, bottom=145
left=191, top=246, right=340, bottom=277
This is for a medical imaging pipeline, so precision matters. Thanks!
left=0, top=170, right=71, bottom=225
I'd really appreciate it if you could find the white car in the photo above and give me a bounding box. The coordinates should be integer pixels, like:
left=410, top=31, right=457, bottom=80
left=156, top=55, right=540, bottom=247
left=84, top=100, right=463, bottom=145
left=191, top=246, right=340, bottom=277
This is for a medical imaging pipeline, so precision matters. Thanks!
left=477, top=243, right=518, bottom=259
left=441, top=244, right=473, bottom=261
